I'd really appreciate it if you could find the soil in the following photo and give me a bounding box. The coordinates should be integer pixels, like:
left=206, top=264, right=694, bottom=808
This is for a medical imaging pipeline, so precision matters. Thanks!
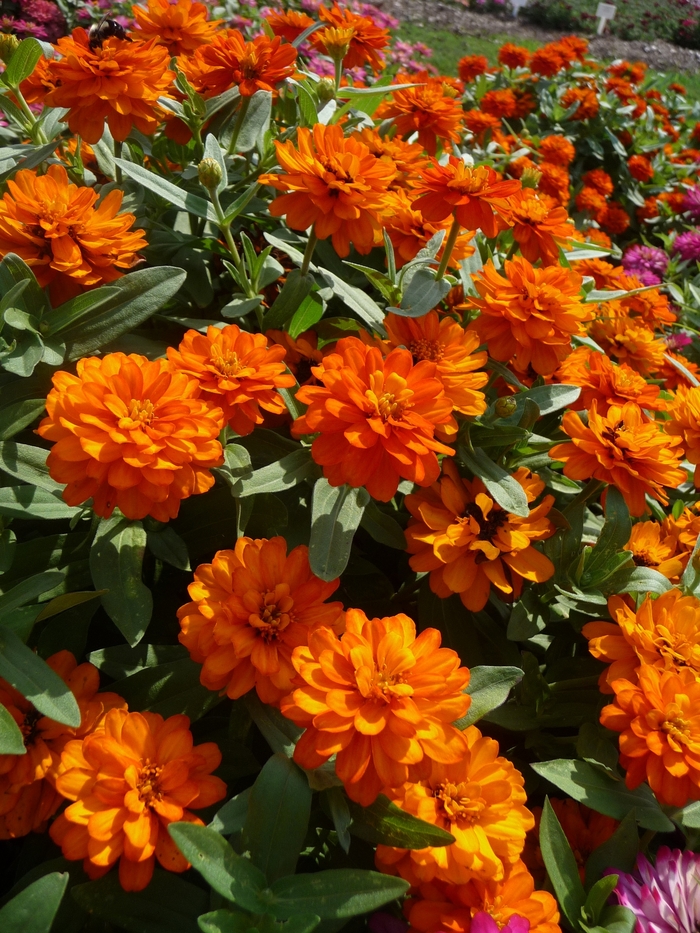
left=375, top=0, right=700, bottom=73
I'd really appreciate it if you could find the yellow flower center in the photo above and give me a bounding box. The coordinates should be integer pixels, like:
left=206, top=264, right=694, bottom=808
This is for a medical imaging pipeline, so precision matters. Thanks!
left=661, top=712, right=690, bottom=749
left=248, top=584, right=294, bottom=641
left=452, top=165, right=491, bottom=195
left=211, top=346, right=244, bottom=378
left=513, top=198, right=549, bottom=223
left=366, top=372, right=413, bottom=422
left=434, top=780, right=487, bottom=825
left=137, top=762, right=163, bottom=805
left=408, top=338, right=444, bottom=363
left=128, top=399, right=155, bottom=424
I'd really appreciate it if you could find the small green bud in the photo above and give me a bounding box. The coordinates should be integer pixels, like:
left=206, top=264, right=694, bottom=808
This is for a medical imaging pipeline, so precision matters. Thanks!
left=495, top=397, right=518, bottom=418
left=317, top=78, right=336, bottom=103
left=198, top=157, right=223, bottom=190
left=0, top=34, right=20, bottom=64
left=521, top=166, right=543, bottom=189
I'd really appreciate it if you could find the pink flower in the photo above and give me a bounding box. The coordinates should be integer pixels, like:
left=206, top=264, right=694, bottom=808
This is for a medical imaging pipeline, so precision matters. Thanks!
left=613, top=847, right=700, bottom=933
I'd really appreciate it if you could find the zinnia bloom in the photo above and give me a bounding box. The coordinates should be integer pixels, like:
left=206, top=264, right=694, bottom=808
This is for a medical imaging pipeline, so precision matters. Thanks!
left=265, top=8, right=315, bottom=43
left=550, top=401, right=686, bottom=517
left=376, top=75, right=464, bottom=156
left=622, top=245, right=668, bottom=283
left=405, top=462, right=556, bottom=612
left=480, top=89, right=517, bottom=119
left=584, top=590, right=700, bottom=693
left=132, top=0, right=222, bottom=56
left=622, top=522, right=686, bottom=581
left=537, top=164, right=570, bottom=207
left=498, top=44, right=531, bottom=68
left=376, top=725, right=534, bottom=884
left=291, top=337, right=455, bottom=502
left=44, top=28, right=173, bottom=144
left=37, top=353, right=225, bottom=522
left=405, top=861, right=560, bottom=933
left=673, top=230, right=700, bottom=263
left=554, top=347, right=666, bottom=414
left=682, top=186, right=700, bottom=221
left=575, top=186, right=607, bottom=221
left=600, top=203, right=631, bottom=236
left=458, top=54, right=489, bottom=82
left=280, top=609, right=471, bottom=806
left=467, top=256, right=591, bottom=376
left=266, top=329, right=323, bottom=386
left=504, top=189, right=575, bottom=265
left=600, top=664, right=700, bottom=807
left=179, top=29, right=297, bottom=98
left=260, top=124, right=395, bottom=257
left=561, top=86, right=599, bottom=120
left=588, top=311, right=667, bottom=379
left=613, top=847, right=700, bottom=933
left=628, top=154, right=655, bottom=183
left=167, top=324, right=295, bottom=435
left=50, top=708, right=226, bottom=891
left=0, top=164, right=147, bottom=305
left=524, top=800, right=618, bottom=885
left=538, top=135, right=575, bottom=167
left=382, top=191, right=476, bottom=271
left=178, top=536, right=344, bottom=706
left=383, top=311, right=488, bottom=417
left=0, top=651, right=124, bottom=839
left=413, top=159, right=521, bottom=239
left=314, top=3, right=389, bottom=71
left=665, top=385, right=700, bottom=484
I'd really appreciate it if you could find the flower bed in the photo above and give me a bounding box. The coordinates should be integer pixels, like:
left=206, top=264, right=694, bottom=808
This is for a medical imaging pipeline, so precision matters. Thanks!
left=1, top=6, right=700, bottom=933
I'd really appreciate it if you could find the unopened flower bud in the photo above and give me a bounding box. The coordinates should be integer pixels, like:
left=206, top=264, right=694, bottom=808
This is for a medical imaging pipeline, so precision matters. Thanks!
left=198, top=158, right=223, bottom=190
left=521, top=166, right=543, bottom=189
left=495, top=397, right=518, bottom=418
left=317, top=77, right=336, bottom=102
left=0, top=34, right=20, bottom=64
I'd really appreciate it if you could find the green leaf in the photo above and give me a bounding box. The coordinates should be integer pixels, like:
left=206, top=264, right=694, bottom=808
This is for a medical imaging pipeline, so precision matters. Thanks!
left=244, top=753, right=312, bottom=882
left=0, top=485, right=79, bottom=520
left=71, top=869, right=208, bottom=933
left=146, top=526, right=190, bottom=571
left=197, top=911, right=256, bottom=933
left=0, top=701, right=25, bottom=754
left=325, top=786, right=352, bottom=853
left=88, top=643, right=187, bottom=679
left=0, top=254, right=49, bottom=318
left=309, top=480, right=370, bottom=581
left=454, top=665, right=524, bottom=729
left=33, top=589, right=102, bottom=622
left=579, top=488, right=632, bottom=590
left=114, top=159, right=217, bottom=222
left=0, top=871, right=68, bottom=933
left=289, top=292, right=324, bottom=340
left=267, top=870, right=409, bottom=920
left=263, top=270, right=316, bottom=330
left=245, top=692, right=303, bottom=757
left=531, top=760, right=674, bottom=832
left=0, top=569, right=66, bottom=614
left=584, top=812, right=638, bottom=888
left=202, top=133, right=227, bottom=194
left=583, top=875, right=619, bottom=926
left=597, top=906, right=636, bottom=933
left=359, top=500, right=406, bottom=550
left=391, top=268, right=451, bottom=318
left=610, top=565, right=672, bottom=596
left=540, top=798, right=586, bottom=930
left=318, top=269, right=385, bottom=329
left=89, top=517, right=153, bottom=646
left=346, top=793, right=455, bottom=849
left=459, top=447, right=529, bottom=517
left=235, top=449, right=319, bottom=498
left=0, top=625, right=80, bottom=726
left=0, top=400, right=46, bottom=440
left=59, top=267, right=187, bottom=360
left=236, top=90, right=272, bottom=153
left=4, top=39, right=44, bottom=89
left=43, top=286, right=122, bottom=336
left=110, top=658, right=220, bottom=721
left=210, top=786, right=252, bottom=835
left=168, top=822, right=268, bottom=912
left=682, top=534, right=700, bottom=598
left=0, top=441, right=62, bottom=492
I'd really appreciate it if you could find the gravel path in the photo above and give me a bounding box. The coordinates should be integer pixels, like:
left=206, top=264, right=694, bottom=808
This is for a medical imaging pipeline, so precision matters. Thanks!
left=375, top=1, right=700, bottom=74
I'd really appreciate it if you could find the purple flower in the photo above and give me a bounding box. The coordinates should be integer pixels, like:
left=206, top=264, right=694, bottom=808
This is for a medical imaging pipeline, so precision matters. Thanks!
left=613, top=847, right=700, bottom=933
left=682, top=186, right=700, bottom=221
left=472, top=914, right=530, bottom=933
left=666, top=331, right=693, bottom=351
left=673, top=229, right=700, bottom=262
left=622, top=244, right=668, bottom=279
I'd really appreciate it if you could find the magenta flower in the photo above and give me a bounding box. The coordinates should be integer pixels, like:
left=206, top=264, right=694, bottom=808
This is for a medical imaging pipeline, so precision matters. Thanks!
left=666, top=332, right=693, bottom=351
left=682, top=186, right=700, bottom=221
left=613, top=847, right=700, bottom=933
left=472, top=914, right=530, bottom=933
left=673, top=230, right=700, bottom=262
left=622, top=244, right=668, bottom=280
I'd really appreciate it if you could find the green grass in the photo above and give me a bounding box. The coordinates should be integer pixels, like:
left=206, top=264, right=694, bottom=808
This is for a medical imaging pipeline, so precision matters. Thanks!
left=396, top=23, right=700, bottom=100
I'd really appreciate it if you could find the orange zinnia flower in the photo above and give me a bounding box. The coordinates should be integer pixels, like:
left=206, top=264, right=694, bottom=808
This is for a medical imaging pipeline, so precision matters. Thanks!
left=463, top=110, right=502, bottom=142
left=314, top=3, right=389, bottom=71
left=375, top=75, right=464, bottom=156
left=582, top=169, right=614, bottom=196
left=571, top=258, right=621, bottom=289
left=480, top=89, right=518, bottom=119
left=0, top=164, right=147, bottom=305
left=50, top=708, right=226, bottom=891
left=167, top=324, right=295, bottom=435
left=504, top=189, right=575, bottom=265
left=376, top=725, right=533, bottom=885
left=413, top=159, right=521, bottom=239
left=600, top=202, right=631, bottom=235
left=132, top=0, right=222, bottom=56
left=537, top=163, right=570, bottom=206
left=37, top=353, right=224, bottom=522
left=265, top=8, right=315, bottom=43
left=383, top=198, right=476, bottom=271
left=530, top=44, right=569, bottom=77
left=291, top=336, right=455, bottom=502
left=616, top=275, right=676, bottom=326
left=550, top=401, right=686, bottom=517
left=384, top=311, right=488, bottom=417
left=44, top=28, right=173, bottom=144
left=179, top=29, right=297, bottom=98
left=280, top=609, right=471, bottom=806
left=622, top=522, right=687, bottom=581
left=405, top=861, right=561, bottom=933
left=458, top=54, right=489, bottom=82
left=584, top=589, right=700, bottom=696
left=554, top=346, right=666, bottom=414
left=538, top=135, right=575, bottom=166
left=467, top=256, right=590, bottom=376
left=406, top=462, right=555, bottom=612
left=261, top=124, right=395, bottom=257
left=266, top=329, right=324, bottom=386
left=628, top=154, right=655, bottom=183
left=352, top=128, right=430, bottom=190
left=178, top=536, right=344, bottom=706
left=498, top=43, right=531, bottom=68
left=561, top=86, right=599, bottom=119
left=600, top=665, right=700, bottom=807
left=575, top=187, right=607, bottom=221
left=588, top=309, right=667, bottom=378
left=665, top=385, right=700, bottom=484
left=0, top=651, right=124, bottom=840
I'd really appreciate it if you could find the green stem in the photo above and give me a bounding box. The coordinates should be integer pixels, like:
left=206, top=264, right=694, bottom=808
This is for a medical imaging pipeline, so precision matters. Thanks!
left=226, top=96, right=251, bottom=156
left=334, top=57, right=344, bottom=95
left=301, top=228, right=319, bottom=276
left=549, top=675, right=601, bottom=693
left=435, top=217, right=461, bottom=281
left=211, top=186, right=254, bottom=297
left=12, top=85, right=47, bottom=144
left=565, top=478, right=606, bottom=514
